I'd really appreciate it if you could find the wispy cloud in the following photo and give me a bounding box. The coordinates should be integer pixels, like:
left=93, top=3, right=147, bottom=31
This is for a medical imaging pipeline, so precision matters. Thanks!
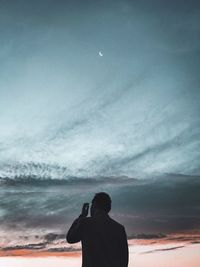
left=0, top=1, right=199, bottom=178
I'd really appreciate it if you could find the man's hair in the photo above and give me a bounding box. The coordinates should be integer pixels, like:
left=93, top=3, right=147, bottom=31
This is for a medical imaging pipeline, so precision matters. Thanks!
left=92, top=192, right=112, bottom=213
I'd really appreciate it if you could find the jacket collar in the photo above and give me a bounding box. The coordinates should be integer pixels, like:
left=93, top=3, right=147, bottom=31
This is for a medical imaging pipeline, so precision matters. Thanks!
left=93, top=210, right=109, bottom=218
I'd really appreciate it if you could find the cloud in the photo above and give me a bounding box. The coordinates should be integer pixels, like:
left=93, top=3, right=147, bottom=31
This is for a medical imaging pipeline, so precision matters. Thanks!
left=142, top=245, right=185, bottom=254
left=0, top=0, right=199, bottom=241
left=2, top=242, right=48, bottom=251
left=0, top=174, right=200, bottom=235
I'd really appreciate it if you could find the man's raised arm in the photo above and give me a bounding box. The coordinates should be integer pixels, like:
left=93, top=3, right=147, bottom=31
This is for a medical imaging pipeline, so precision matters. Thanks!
left=66, top=215, right=84, bottom=243
left=66, top=203, right=89, bottom=244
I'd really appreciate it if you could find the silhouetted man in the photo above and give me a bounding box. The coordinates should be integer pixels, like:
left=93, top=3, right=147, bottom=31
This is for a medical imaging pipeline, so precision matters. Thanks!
left=66, top=192, right=129, bottom=267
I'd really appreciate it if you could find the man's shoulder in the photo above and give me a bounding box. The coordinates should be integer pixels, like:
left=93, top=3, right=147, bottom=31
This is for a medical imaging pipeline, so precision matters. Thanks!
left=108, top=217, right=125, bottom=230
left=81, top=216, right=125, bottom=230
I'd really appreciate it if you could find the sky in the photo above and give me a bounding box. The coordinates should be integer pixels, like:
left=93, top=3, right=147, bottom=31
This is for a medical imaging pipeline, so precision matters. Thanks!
left=0, top=0, right=200, bottom=242
left=0, top=0, right=200, bottom=178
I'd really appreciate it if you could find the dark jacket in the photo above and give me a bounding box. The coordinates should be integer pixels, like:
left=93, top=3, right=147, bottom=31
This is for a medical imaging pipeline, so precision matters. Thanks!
left=66, top=211, right=129, bottom=267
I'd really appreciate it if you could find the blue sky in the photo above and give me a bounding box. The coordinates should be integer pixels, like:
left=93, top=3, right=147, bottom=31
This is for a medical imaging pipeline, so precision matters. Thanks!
left=0, top=0, right=200, bottom=236
left=0, top=0, right=200, bottom=178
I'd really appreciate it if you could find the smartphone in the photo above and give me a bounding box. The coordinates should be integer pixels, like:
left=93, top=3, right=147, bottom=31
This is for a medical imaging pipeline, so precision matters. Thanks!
left=82, top=203, right=89, bottom=217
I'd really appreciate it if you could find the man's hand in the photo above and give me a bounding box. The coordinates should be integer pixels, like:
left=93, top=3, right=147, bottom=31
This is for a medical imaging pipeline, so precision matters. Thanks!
left=80, top=203, right=89, bottom=217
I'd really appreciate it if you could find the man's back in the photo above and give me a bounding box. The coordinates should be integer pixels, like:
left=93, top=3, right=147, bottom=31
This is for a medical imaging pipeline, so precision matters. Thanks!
left=67, top=211, right=129, bottom=267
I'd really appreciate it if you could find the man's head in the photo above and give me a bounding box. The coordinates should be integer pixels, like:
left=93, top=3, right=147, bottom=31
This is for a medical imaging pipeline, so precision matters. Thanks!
left=90, top=192, right=112, bottom=216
